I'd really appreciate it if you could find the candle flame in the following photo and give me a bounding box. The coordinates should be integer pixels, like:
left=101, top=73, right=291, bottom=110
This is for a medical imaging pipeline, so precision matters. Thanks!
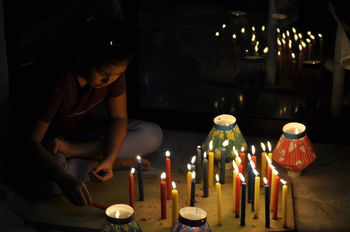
left=161, top=172, right=166, bottom=180
left=187, top=164, right=191, bottom=171
left=232, top=33, right=236, bottom=39
left=294, top=34, right=298, bottom=41
left=251, top=34, right=256, bottom=42
left=239, top=173, right=245, bottom=182
left=306, top=38, right=311, bottom=43
left=253, top=169, right=259, bottom=176
left=165, top=150, right=170, bottom=158
left=191, top=156, right=196, bottom=164
left=261, top=25, right=265, bottom=31
left=241, top=27, right=245, bottom=34
left=265, top=154, right=272, bottom=164
left=236, top=156, right=242, bottom=164
left=263, top=177, right=268, bottom=185
left=299, top=44, right=303, bottom=51
left=215, top=32, right=220, bottom=37
left=222, top=24, right=226, bottom=29
left=172, top=181, right=176, bottom=189
left=223, top=140, right=229, bottom=147
left=247, top=153, right=252, bottom=160
left=318, top=33, right=323, bottom=38
left=241, top=146, right=244, bottom=152
left=130, top=167, right=135, bottom=174
left=309, top=34, right=315, bottom=40
left=298, top=33, right=303, bottom=39
left=277, top=28, right=280, bottom=33
left=286, top=30, right=290, bottom=37
left=295, top=127, right=299, bottom=134
left=115, top=211, right=120, bottom=218
left=215, top=174, right=220, bottom=182
left=291, top=52, right=296, bottom=59
left=250, top=160, right=256, bottom=169
left=272, top=168, right=279, bottom=176
left=277, top=38, right=281, bottom=46
left=280, top=179, right=287, bottom=185
left=301, top=40, right=307, bottom=48
left=252, top=26, right=255, bottom=31
left=209, top=140, right=213, bottom=151
left=254, top=44, right=259, bottom=52
left=232, top=160, right=239, bottom=173
left=267, top=141, right=272, bottom=152
left=137, top=155, right=141, bottom=160
left=307, top=31, right=311, bottom=36
left=192, top=171, right=196, bottom=179
left=292, top=27, right=296, bottom=33
left=251, top=145, right=255, bottom=155
left=260, top=142, right=266, bottom=151
left=203, top=151, right=207, bottom=159
left=263, top=46, right=269, bottom=54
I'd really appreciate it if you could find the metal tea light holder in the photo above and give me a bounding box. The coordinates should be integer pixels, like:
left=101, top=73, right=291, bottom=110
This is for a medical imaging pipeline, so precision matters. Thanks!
left=102, top=204, right=142, bottom=232
left=171, top=207, right=212, bottom=232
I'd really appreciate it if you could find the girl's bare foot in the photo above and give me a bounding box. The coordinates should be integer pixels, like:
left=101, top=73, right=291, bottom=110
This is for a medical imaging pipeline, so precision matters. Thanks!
left=114, top=158, right=151, bottom=171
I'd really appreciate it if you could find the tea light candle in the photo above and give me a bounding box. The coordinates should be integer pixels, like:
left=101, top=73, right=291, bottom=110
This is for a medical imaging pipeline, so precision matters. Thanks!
left=208, top=140, right=214, bottom=188
left=263, top=177, right=270, bottom=228
left=281, top=179, right=288, bottom=227
left=105, top=204, right=135, bottom=226
left=160, top=172, right=167, bottom=219
left=129, top=168, right=135, bottom=208
left=172, top=181, right=179, bottom=225
left=216, top=174, right=222, bottom=225
left=136, top=156, right=144, bottom=201
left=186, top=164, right=192, bottom=206
left=202, top=152, right=209, bottom=197
left=239, top=173, right=246, bottom=226
left=165, top=151, right=172, bottom=200
left=190, top=171, right=196, bottom=207
left=253, top=169, right=260, bottom=219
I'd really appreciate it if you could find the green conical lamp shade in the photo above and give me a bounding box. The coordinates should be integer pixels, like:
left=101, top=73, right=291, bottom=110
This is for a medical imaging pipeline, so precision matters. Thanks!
left=201, top=114, right=247, bottom=161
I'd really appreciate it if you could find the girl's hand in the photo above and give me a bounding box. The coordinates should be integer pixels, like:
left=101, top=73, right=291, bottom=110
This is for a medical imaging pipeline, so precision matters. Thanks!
left=89, top=159, right=114, bottom=182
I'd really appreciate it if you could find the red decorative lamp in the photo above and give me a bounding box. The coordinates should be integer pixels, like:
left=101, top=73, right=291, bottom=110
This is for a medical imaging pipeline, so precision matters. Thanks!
left=272, top=122, right=316, bottom=178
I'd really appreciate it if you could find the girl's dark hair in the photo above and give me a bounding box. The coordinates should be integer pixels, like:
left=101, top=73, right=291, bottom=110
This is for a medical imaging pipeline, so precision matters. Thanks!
left=75, top=16, right=136, bottom=68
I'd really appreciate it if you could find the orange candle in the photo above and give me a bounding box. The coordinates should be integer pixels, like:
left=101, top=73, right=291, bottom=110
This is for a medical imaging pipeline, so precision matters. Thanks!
left=129, top=168, right=135, bottom=208
left=165, top=151, right=172, bottom=200
left=260, top=142, right=267, bottom=185
left=235, top=170, right=242, bottom=218
left=272, top=175, right=280, bottom=219
left=160, top=172, right=167, bottom=219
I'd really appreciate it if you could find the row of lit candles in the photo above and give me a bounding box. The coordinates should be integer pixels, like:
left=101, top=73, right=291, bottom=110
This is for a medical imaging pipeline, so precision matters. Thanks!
left=127, top=141, right=289, bottom=228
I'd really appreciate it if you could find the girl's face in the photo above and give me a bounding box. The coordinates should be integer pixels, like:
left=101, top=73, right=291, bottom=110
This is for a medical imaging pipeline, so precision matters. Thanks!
left=85, top=63, right=128, bottom=88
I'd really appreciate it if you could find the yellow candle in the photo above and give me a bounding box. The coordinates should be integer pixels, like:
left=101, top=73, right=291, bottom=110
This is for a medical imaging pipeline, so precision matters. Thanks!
left=267, top=141, right=273, bottom=161
left=270, top=168, right=278, bottom=210
left=260, top=142, right=267, bottom=186
left=171, top=181, right=179, bottom=225
left=186, top=164, right=192, bottom=206
left=216, top=174, right=222, bottom=225
left=281, top=179, right=288, bottom=228
left=232, top=161, right=239, bottom=212
left=208, top=140, right=214, bottom=188
left=253, top=169, right=260, bottom=218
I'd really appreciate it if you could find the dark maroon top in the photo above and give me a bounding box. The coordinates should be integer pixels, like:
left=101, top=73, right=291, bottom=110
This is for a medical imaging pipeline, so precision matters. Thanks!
left=35, top=72, right=126, bottom=137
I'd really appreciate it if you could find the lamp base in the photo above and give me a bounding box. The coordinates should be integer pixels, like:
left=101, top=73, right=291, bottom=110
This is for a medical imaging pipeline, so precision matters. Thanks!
left=287, top=170, right=303, bottom=178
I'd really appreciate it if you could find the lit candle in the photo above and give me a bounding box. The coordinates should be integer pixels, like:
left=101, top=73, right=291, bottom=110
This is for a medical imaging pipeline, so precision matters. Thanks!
left=232, top=161, right=239, bottom=213
left=281, top=179, right=288, bottom=227
left=272, top=170, right=280, bottom=219
left=216, top=174, right=222, bottom=225
left=235, top=169, right=242, bottom=218
left=253, top=169, right=260, bottom=219
left=251, top=145, right=257, bottom=167
left=136, top=155, right=144, bottom=201
left=267, top=141, right=273, bottom=161
left=190, top=171, right=196, bottom=207
left=215, top=31, right=220, bottom=66
left=247, top=154, right=254, bottom=204
left=260, top=142, right=267, bottom=185
left=270, top=168, right=278, bottom=210
left=263, top=177, right=270, bottom=228
left=195, top=145, right=202, bottom=184
left=220, top=140, right=229, bottom=184
left=240, top=173, right=246, bottom=226
left=249, top=159, right=256, bottom=209
left=239, top=146, right=246, bottom=174
left=190, top=156, right=196, bottom=172
left=160, top=172, right=167, bottom=219
left=165, top=151, right=172, bottom=200
left=186, top=164, right=192, bottom=206
left=171, top=181, right=179, bottom=225
left=129, top=168, right=135, bottom=208
left=208, top=140, right=214, bottom=188
left=202, top=152, right=209, bottom=197
left=318, top=33, right=323, bottom=60
left=265, top=154, right=273, bottom=185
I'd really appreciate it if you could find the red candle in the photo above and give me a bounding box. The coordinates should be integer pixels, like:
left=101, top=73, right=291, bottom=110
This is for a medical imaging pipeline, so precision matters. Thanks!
left=239, top=147, right=246, bottom=174
left=265, top=154, right=272, bottom=185
left=272, top=175, right=280, bottom=219
left=129, top=168, right=135, bottom=208
left=235, top=172, right=242, bottom=218
left=160, top=172, right=167, bottom=219
left=251, top=155, right=257, bottom=167
left=165, top=151, right=172, bottom=200
left=238, top=163, right=243, bottom=175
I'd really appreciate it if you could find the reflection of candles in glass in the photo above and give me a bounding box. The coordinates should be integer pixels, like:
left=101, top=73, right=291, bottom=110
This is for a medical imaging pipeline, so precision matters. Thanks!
left=281, top=179, right=288, bottom=227
left=240, top=173, right=246, bottom=226
left=208, top=140, right=214, bottom=188
left=220, top=140, right=229, bottom=184
left=253, top=169, right=260, bottom=219
left=186, top=164, right=192, bottom=206
left=215, top=31, right=220, bottom=66
left=129, top=168, right=135, bottom=208
left=160, top=172, right=167, bottom=219
left=264, top=177, right=270, bottom=228
left=216, top=174, right=223, bottom=225
left=165, top=151, right=172, bottom=200
left=306, top=38, right=312, bottom=59
left=202, top=152, right=209, bottom=197
left=260, top=142, right=267, bottom=185
left=190, top=171, right=196, bottom=207
left=171, top=181, right=179, bottom=225
left=136, top=155, right=144, bottom=201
